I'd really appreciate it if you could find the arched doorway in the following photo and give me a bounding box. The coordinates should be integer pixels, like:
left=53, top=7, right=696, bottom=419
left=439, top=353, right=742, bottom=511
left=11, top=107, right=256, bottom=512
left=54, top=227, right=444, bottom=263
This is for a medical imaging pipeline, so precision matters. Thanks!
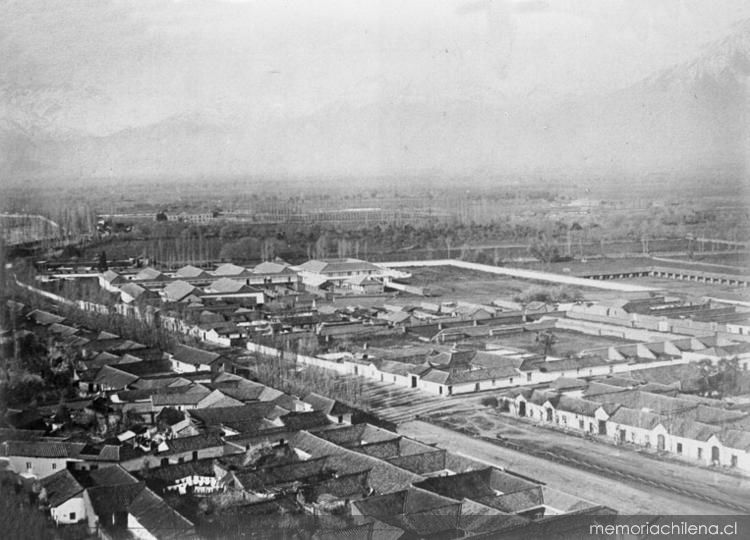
left=657, top=434, right=666, bottom=451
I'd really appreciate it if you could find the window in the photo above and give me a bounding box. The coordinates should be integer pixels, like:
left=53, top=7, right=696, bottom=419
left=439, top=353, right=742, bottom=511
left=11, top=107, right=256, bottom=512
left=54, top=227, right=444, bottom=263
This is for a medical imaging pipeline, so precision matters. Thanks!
left=526, top=373, right=532, bottom=382
left=337, top=415, right=344, bottom=423
left=697, top=448, right=703, bottom=459
left=509, top=378, right=513, bottom=384
left=676, top=443, right=683, bottom=454
left=52, top=463, right=57, bottom=470
left=439, top=386, right=443, bottom=395
left=731, top=455, right=738, bottom=467
left=26, top=462, right=32, bottom=470
left=578, top=419, right=584, bottom=430
left=69, top=513, right=76, bottom=521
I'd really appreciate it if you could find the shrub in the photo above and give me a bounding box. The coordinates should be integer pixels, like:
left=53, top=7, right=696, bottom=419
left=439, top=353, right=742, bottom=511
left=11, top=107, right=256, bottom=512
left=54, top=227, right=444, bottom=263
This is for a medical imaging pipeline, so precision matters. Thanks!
left=480, top=396, right=498, bottom=407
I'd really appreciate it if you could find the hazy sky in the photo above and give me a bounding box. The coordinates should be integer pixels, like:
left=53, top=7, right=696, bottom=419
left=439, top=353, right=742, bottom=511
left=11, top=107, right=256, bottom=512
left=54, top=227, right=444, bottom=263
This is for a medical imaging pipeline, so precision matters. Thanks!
left=1, top=0, right=748, bottom=179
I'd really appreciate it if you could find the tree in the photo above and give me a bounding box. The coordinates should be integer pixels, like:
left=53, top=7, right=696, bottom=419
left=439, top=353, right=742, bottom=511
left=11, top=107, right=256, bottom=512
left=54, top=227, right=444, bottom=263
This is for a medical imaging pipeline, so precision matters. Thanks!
left=528, top=234, right=560, bottom=266
left=535, top=330, right=557, bottom=356
left=97, top=250, right=108, bottom=272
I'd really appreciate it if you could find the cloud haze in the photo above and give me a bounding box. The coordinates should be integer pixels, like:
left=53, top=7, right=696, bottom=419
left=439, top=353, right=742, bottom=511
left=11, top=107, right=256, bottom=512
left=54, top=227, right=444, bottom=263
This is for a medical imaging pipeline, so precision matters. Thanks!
left=1, top=0, right=748, bottom=181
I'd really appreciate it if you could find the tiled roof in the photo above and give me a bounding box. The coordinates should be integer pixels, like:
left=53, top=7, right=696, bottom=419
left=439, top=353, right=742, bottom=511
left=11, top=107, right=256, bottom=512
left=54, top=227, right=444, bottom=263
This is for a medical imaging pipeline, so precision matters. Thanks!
left=119, top=282, right=152, bottom=301
left=280, top=411, right=331, bottom=431
left=188, top=402, right=284, bottom=426
left=163, top=280, right=200, bottom=302
left=48, top=323, right=79, bottom=337
left=721, top=429, right=750, bottom=451
left=101, top=270, right=124, bottom=283
left=213, top=263, right=249, bottom=276
left=2, top=440, right=84, bottom=458
left=608, top=407, right=663, bottom=431
left=127, top=486, right=195, bottom=540
left=87, top=482, right=146, bottom=514
left=444, top=365, right=518, bottom=385
left=143, top=458, right=216, bottom=483
left=134, top=267, right=166, bottom=281
left=163, top=433, right=224, bottom=455
left=85, top=465, right=139, bottom=487
left=253, top=261, right=294, bottom=274
left=298, top=258, right=381, bottom=275
left=175, top=265, right=209, bottom=278
left=40, top=469, right=84, bottom=507
left=151, top=384, right=212, bottom=406
left=554, top=395, right=603, bottom=418
left=27, top=309, right=66, bottom=326
left=207, top=277, right=252, bottom=294
left=304, top=392, right=336, bottom=415
left=94, top=365, right=140, bottom=389
left=171, top=344, right=221, bottom=366
left=288, top=431, right=422, bottom=494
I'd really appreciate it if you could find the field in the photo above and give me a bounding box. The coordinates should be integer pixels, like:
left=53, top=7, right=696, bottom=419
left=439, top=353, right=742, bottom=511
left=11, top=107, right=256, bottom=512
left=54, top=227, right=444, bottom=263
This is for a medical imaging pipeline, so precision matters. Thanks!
left=403, top=265, right=603, bottom=305
left=482, top=329, right=633, bottom=356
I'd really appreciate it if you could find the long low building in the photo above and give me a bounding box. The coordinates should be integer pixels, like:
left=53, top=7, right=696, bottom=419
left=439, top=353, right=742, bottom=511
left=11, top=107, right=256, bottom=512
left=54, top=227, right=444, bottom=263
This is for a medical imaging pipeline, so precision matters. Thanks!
left=503, top=379, right=750, bottom=473
left=250, top=331, right=733, bottom=396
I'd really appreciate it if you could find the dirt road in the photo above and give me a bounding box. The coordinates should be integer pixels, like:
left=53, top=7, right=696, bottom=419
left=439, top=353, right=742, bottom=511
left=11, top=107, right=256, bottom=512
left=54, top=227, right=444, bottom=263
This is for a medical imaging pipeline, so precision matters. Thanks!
left=399, top=420, right=734, bottom=515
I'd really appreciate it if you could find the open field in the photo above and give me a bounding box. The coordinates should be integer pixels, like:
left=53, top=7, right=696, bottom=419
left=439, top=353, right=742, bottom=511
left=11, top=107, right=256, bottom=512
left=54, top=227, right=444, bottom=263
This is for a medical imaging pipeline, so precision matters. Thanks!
left=401, top=264, right=618, bottom=304
left=482, top=329, right=634, bottom=356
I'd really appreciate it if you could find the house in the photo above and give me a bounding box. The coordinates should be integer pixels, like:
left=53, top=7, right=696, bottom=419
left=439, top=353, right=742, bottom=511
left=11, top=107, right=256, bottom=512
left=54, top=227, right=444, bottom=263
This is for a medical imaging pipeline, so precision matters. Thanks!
left=133, top=267, right=168, bottom=283
left=162, top=280, right=203, bottom=303
left=212, top=263, right=249, bottom=277
left=175, top=265, right=210, bottom=280
left=342, top=275, right=384, bottom=295
left=141, top=458, right=221, bottom=495
left=253, top=261, right=293, bottom=274
left=303, top=392, right=353, bottom=424
left=83, top=481, right=195, bottom=539
left=119, top=283, right=158, bottom=304
left=297, top=258, right=385, bottom=287
left=26, top=309, right=66, bottom=326
left=1, top=440, right=84, bottom=478
left=169, top=344, right=224, bottom=373
left=204, top=278, right=265, bottom=304
left=92, top=365, right=140, bottom=393
left=99, top=270, right=126, bottom=291
left=39, top=469, right=86, bottom=525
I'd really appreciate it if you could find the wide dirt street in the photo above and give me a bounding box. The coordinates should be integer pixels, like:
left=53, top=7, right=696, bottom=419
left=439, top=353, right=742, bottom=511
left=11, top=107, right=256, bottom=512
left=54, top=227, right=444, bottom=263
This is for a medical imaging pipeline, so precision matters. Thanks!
left=399, top=420, right=734, bottom=515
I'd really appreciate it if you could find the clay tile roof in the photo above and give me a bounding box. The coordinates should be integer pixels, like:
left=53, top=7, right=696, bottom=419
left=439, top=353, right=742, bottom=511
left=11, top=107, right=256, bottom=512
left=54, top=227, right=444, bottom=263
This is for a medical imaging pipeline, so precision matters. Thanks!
left=213, top=263, right=248, bottom=276
left=163, top=280, right=200, bottom=302
left=175, top=265, right=208, bottom=278
left=2, top=440, right=84, bottom=458
left=164, top=433, right=224, bottom=455
left=40, top=469, right=84, bottom=507
left=171, top=344, right=221, bottom=366
left=134, top=267, right=166, bottom=281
